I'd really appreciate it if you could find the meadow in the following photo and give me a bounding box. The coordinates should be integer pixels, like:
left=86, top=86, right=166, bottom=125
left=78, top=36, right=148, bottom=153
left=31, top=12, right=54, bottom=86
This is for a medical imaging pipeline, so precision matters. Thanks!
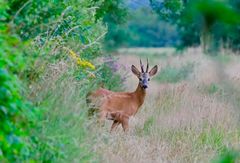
left=92, top=48, right=240, bottom=163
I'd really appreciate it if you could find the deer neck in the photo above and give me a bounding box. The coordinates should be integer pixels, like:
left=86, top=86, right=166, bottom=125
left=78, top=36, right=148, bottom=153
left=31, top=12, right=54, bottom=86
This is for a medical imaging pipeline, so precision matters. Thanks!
left=134, top=83, right=146, bottom=107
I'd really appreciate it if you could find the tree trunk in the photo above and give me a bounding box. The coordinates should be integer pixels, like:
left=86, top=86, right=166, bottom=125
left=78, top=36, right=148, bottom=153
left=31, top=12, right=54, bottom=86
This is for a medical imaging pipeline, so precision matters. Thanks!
left=200, top=24, right=212, bottom=53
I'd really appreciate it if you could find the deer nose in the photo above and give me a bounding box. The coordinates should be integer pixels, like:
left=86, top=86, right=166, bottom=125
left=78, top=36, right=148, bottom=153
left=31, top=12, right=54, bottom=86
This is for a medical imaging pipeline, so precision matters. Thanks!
left=143, top=85, right=148, bottom=89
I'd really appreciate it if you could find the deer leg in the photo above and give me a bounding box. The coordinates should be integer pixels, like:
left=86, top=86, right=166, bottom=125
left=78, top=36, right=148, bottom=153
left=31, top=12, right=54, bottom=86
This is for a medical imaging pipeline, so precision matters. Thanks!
left=110, top=120, right=120, bottom=132
left=106, top=111, right=129, bottom=132
left=121, top=117, right=129, bottom=132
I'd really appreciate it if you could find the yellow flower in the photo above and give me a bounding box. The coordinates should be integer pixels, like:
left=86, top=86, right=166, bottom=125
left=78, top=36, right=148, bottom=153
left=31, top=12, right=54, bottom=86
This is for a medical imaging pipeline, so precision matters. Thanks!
left=65, top=47, right=95, bottom=70
left=69, top=49, right=77, bottom=58
left=83, top=60, right=95, bottom=70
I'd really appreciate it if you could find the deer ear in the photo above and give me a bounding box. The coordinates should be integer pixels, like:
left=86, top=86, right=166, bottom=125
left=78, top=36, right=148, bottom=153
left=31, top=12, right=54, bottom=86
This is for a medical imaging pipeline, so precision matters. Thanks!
left=131, top=65, right=140, bottom=77
left=149, top=65, right=158, bottom=77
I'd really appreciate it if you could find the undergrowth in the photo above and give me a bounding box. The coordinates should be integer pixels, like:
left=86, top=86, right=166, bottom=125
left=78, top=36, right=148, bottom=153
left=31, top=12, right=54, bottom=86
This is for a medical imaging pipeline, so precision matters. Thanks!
left=1, top=0, right=123, bottom=162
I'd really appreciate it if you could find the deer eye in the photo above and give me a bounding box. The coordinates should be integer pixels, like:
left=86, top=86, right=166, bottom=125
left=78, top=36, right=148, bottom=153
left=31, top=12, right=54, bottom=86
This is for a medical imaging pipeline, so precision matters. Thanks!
left=148, top=78, right=150, bottom=81
left=139, top=78, right=142, bottom=81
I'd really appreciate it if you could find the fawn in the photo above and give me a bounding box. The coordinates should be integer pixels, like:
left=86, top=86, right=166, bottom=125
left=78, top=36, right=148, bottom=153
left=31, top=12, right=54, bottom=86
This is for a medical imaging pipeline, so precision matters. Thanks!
left=87, top=59, right=158, bottom=132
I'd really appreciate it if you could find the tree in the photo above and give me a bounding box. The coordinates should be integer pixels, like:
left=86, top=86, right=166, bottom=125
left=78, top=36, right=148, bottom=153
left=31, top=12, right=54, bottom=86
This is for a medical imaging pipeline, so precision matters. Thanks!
left=91, top=0, right=128, bottom=50
left=150, top=0, right=240, bottom=53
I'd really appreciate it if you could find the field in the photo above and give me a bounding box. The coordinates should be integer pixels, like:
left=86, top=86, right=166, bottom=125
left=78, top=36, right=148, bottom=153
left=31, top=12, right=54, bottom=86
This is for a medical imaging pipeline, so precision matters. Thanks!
left=92, top=48, right=240, bottom=163
left=3, top=1, right=240, bottom=162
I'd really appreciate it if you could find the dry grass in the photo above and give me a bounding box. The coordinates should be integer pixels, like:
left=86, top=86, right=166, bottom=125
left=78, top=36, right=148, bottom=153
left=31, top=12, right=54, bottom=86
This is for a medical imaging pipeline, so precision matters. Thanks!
left=92, top=48, right=240, bottom=163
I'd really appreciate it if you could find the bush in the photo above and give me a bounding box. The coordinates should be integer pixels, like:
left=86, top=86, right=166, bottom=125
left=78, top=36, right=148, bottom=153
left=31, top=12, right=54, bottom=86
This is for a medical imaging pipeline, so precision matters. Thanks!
left=1, top=0, right=125, bottom=162
left=0, top=20, right=37, bottom=162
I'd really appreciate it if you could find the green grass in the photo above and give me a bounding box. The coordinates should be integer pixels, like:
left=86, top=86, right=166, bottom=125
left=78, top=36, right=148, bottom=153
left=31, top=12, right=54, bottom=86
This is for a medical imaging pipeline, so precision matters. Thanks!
left=212, top=149, right=240, bottom=163
left=31, top=74, right=97, bottom=162
left=204, top=83, right=222, bottom=94
left=156, top=62, right=194, bottom=83
left=143, top=116, right=155, bottom=135
left=27, top=59, right=123, bottom=162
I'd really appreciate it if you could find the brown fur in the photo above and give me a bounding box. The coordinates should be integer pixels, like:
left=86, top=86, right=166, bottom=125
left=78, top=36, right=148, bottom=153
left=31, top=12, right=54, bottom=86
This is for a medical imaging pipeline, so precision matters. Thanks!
left=87, top=83, right=146, bottom=131
left=87, top=60, right=158, bottom=132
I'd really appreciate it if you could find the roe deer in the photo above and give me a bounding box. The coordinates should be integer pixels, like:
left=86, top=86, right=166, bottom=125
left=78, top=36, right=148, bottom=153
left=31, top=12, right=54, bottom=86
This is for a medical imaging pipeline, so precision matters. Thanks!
left=87, top=59, right=158, bottom=132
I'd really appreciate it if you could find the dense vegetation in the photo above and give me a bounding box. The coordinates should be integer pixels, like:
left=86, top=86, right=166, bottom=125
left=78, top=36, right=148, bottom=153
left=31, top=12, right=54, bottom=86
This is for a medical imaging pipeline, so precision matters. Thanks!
left=0, top=0, right=122, bottom=162
left=1, top=0, right=240, bottom=162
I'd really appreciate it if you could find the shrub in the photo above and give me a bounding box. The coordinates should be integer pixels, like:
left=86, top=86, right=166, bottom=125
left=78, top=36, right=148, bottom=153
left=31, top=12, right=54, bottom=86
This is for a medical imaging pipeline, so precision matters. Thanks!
left=1, top=0, right=125, bottom=161
left=0, top=21, right=37, bottom=162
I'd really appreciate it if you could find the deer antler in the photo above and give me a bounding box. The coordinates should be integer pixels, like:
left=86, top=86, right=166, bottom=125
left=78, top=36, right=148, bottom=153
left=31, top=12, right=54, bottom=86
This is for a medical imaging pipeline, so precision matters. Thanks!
left=146, top=58, right=149, bottom=72
left=140, top=59, right=144, bottom=73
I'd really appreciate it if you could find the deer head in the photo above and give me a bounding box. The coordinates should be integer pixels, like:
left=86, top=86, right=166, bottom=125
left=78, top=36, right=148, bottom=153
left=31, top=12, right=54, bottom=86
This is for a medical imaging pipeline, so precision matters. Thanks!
left=131, top=59, right=158, bottom=89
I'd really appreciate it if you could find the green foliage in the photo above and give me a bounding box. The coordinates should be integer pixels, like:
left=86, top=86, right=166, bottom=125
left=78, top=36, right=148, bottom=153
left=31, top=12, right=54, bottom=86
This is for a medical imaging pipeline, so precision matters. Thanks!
left=97, top=64, right=123, bottom=91
left=212, top=149, right=240, bottom=163
left=124, top=8, right=179, bottom=47
left=150, top=0, right=240, bottom=51
left=104, top=7, right=180, bottom=49
left=157, top=62, right=194, bottom=83
left=150, top=0, right=184, bottom=20
left=1, top=0, right=124, bottom=162
left=92, top=0, right=128, bottom=50
left=93, top=0, right=127, bottom=24
left=193, top=0, right=240, bottom=25
left=0, top=1, right=9, bottom=22
left=0, top=22, right=37, bottom=162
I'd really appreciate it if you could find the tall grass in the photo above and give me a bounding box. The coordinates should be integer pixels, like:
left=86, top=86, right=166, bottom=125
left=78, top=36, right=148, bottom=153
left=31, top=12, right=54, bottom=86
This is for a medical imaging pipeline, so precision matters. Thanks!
left=94, top=48, right=240, bottom=163
left=156, top=62, right=194, bottom=83
left=25, top=57, right=123, bottom=162
left=31, top=74, right=95, bottom=162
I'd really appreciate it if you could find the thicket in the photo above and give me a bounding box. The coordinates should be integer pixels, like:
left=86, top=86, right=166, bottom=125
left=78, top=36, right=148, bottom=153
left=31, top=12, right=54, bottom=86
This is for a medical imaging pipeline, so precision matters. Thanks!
left=1, top=0, right=123, bottom=162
